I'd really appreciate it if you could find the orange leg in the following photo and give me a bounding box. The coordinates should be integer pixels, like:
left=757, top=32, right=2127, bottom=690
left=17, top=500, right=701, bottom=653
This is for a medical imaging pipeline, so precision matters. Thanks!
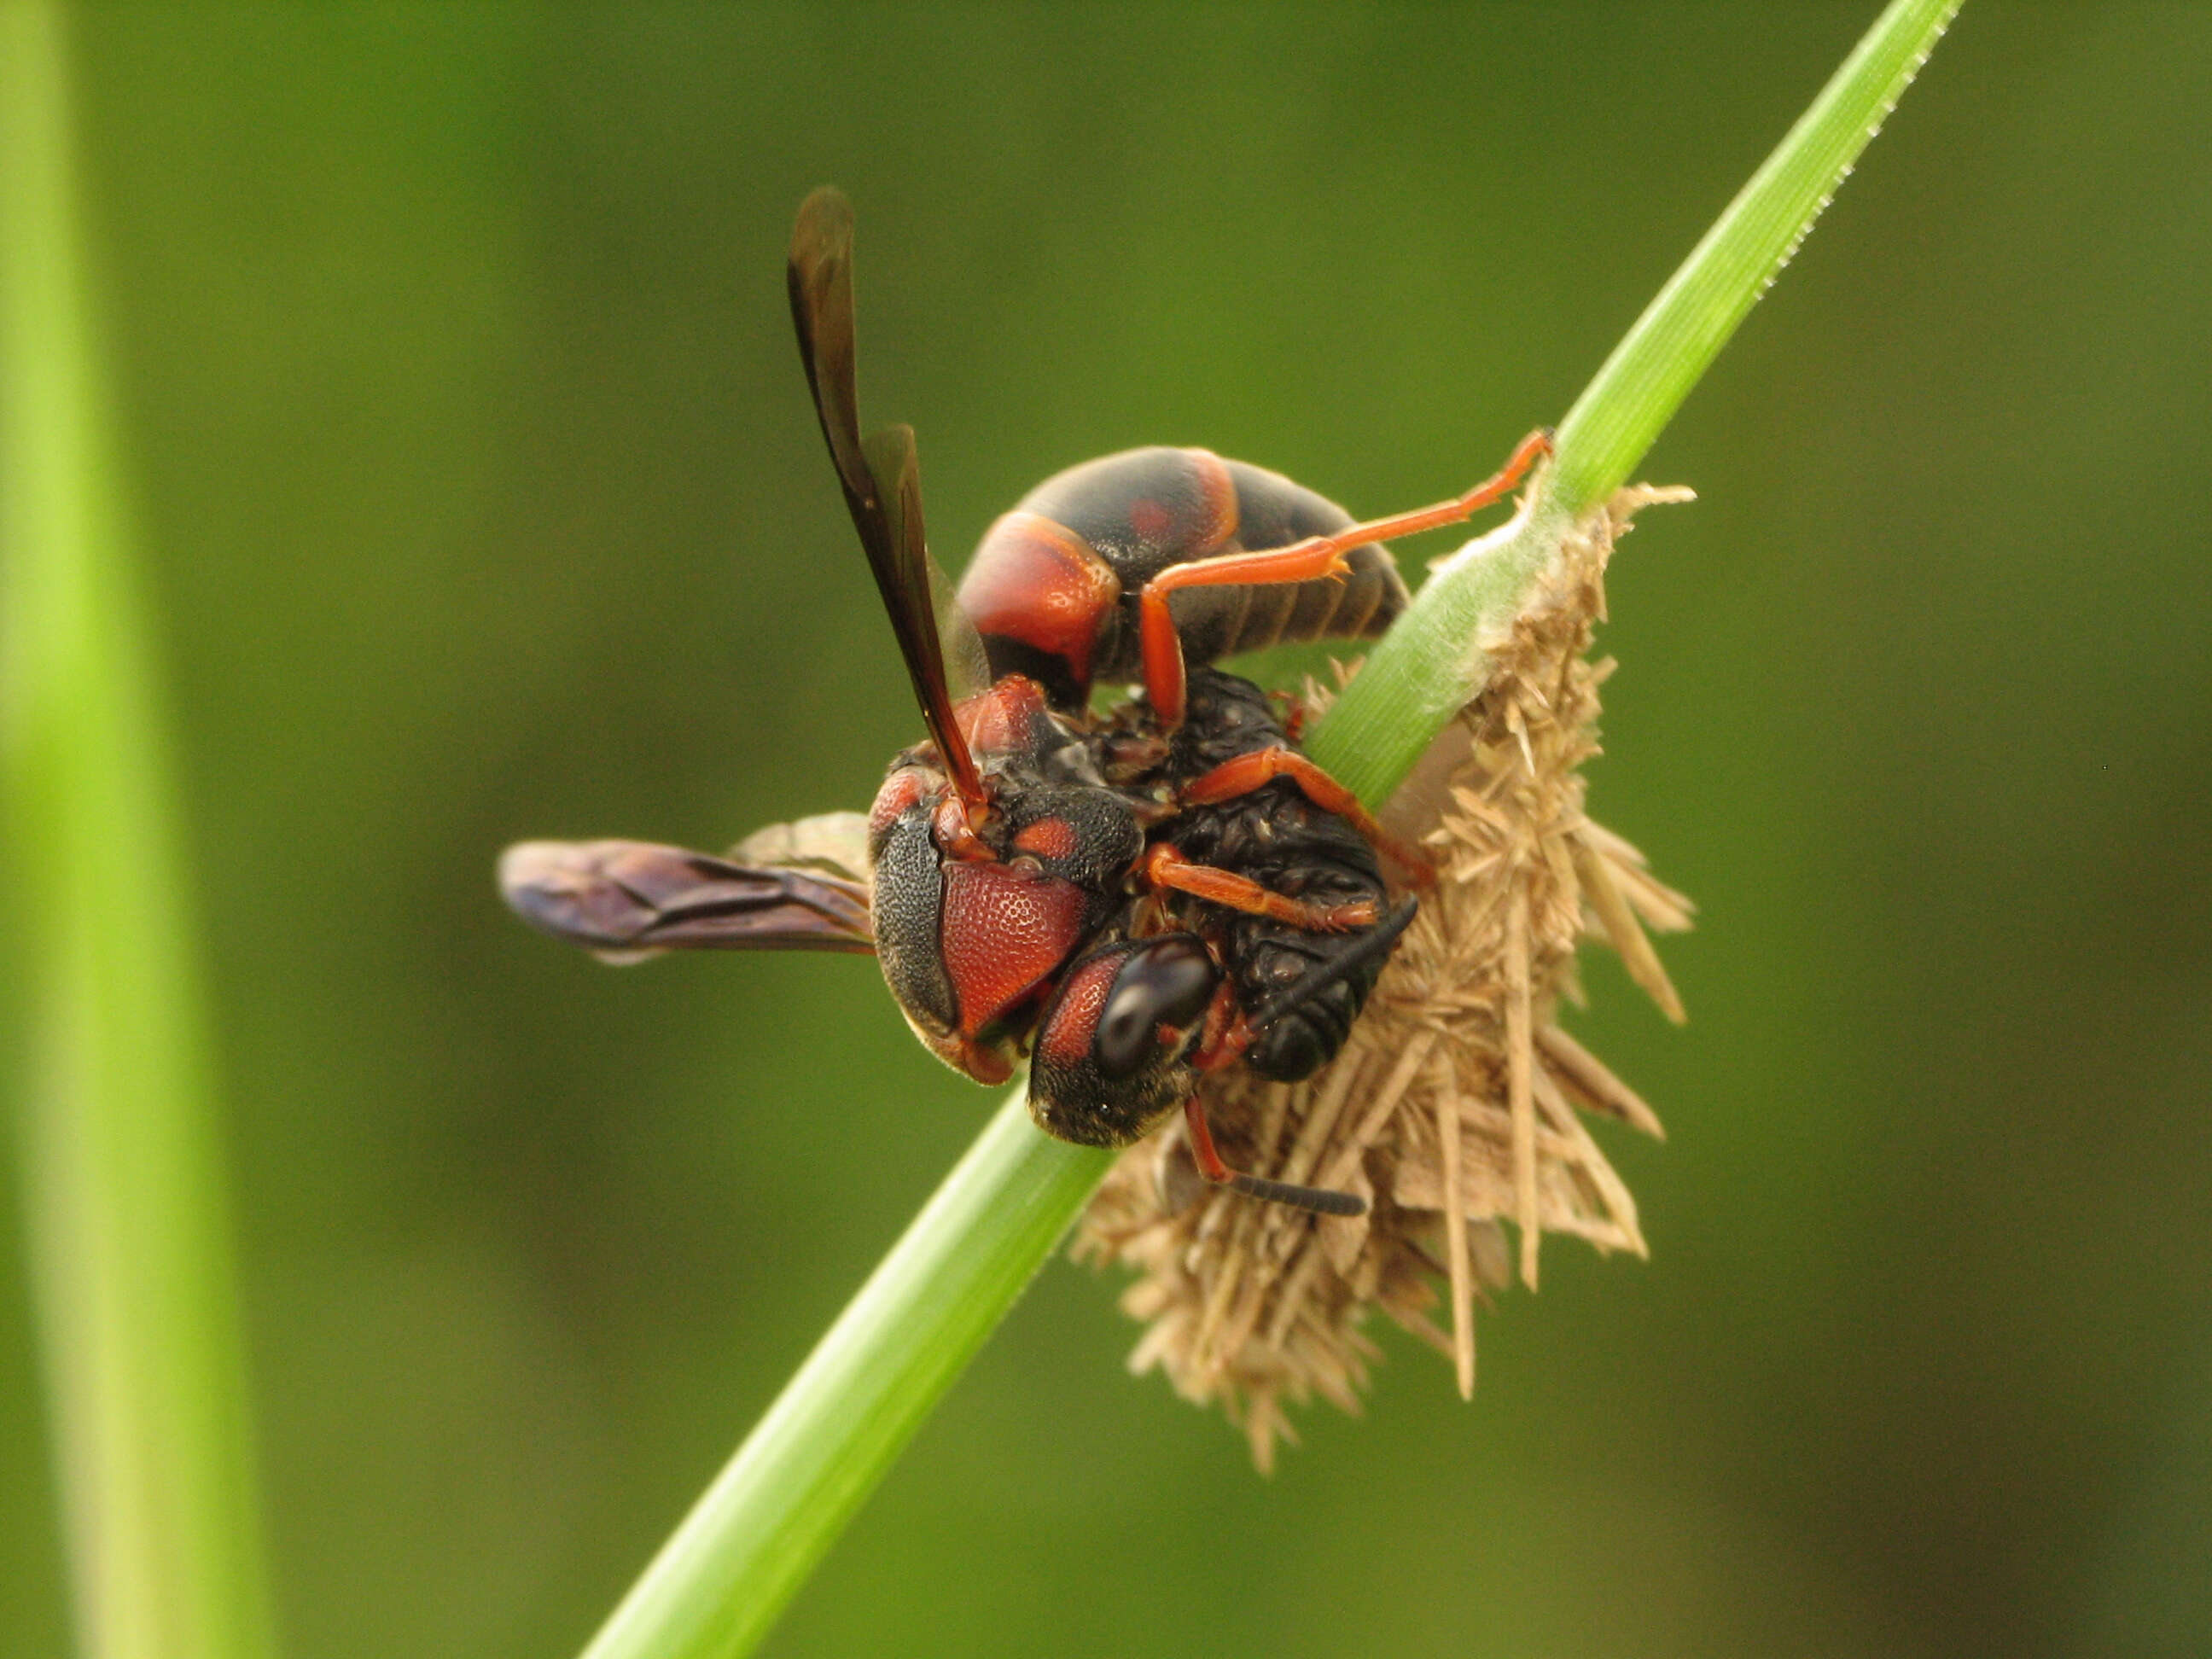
left=1182, top=1096, right=1365, bottom=1217
left=1188, top=978, right=1250, bottom=1074
left=1144, top=844, right=1379, bottom=933
left=1179, top=748, right=1434, bottom=884
left=1138, top=427, right=1553, bottom=727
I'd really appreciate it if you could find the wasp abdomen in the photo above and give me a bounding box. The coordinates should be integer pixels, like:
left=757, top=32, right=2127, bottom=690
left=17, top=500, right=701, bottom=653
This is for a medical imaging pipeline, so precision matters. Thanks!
left=1198, top=459, right=1404, bottom=663
left=959, top=448, right=1409, bottom=709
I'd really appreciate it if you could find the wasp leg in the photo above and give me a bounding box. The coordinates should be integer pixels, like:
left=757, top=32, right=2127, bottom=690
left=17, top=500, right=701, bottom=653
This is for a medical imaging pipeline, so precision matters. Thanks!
left=1137, top=428, right=1552, bottom=728
left=1138, top=538, right=1348, bottom=729
left=1144, top=844, right=1379, bottom=932
left=1188, top=976, right=1251, bottom=1073
left=1182, top=1095, right=1365, bottom=1217
left=1178, top=748, right=1434, bottom=884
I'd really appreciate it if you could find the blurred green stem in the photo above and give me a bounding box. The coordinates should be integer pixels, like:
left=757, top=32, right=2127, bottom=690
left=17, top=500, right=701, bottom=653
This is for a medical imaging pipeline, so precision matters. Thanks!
left=578, top=3, right=1963, bottom=1656
left=0, top=6, right=277, bottom=1658
left=582, top=1094, right=1109, bottom=1659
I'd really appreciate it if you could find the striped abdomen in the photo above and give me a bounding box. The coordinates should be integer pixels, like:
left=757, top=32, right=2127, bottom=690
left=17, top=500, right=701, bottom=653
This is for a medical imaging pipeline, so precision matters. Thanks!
left=957, top=446, right=1409, bottom=710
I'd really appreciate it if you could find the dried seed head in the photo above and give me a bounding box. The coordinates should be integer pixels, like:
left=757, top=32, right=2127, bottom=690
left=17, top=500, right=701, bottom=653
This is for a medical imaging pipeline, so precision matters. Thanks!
left=1073, top=485, right=1695, bottom=1471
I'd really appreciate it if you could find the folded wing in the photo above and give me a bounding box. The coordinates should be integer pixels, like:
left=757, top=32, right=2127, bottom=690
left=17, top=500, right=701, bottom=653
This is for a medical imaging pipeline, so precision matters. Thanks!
left=499, top=837, right=874, bottom=960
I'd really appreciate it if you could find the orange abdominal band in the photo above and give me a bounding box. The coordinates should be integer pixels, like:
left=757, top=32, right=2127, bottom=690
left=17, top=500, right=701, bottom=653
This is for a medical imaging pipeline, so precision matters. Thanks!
left=959, top=513, right=1121, bottom=690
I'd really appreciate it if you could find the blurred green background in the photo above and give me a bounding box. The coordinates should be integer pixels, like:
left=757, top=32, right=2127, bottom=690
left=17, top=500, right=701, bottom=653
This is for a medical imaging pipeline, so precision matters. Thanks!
left=4, top=4, right=2209, bottom=1656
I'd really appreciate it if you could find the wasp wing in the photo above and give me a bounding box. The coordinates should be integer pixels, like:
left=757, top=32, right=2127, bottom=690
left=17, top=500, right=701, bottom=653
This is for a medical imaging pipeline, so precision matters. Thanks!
left=499, top=838, right=875, bottom=960
left=929, top=544, right=991, bottom=704
left=727, top=809, right=873, bottom=889
left=788, top=188, right=987, bottom=799
left=860, top=420, right=992, bottom=706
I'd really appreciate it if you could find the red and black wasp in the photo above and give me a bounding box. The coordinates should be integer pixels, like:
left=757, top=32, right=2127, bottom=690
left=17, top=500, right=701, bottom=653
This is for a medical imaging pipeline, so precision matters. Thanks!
left=501, top=189, right=1550, bottom=1216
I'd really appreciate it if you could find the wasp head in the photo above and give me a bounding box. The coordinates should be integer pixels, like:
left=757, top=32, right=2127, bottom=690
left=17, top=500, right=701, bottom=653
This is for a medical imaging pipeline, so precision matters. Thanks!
left=1027, top=934, right=1222, bottom=1147
left=865, top=676, right=1144, bottom=1086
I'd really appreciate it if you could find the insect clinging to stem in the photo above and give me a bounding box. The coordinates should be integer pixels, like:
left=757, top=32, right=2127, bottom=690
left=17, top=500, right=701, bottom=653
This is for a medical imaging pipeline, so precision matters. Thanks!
left=501, top=188, right=1551, bottom=1216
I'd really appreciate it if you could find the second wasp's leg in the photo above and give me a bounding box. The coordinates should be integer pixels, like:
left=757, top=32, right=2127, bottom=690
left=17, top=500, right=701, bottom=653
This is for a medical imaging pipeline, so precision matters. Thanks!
left=1188, top=977, right=1251, bottom=1074
left=1137, top=427, right=1552, bottom=728
left=1182, top=1096, right=1365, bottom=1217
left=1144, top=844, right=1379, bottom=932
left=1179, top=748, right=1434, bottom=883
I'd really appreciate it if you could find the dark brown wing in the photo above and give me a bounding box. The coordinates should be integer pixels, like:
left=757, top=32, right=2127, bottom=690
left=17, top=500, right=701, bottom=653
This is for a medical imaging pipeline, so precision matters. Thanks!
left=787, top=188, right=986, bottom=804
left=499, top=840, right=874, bottom=958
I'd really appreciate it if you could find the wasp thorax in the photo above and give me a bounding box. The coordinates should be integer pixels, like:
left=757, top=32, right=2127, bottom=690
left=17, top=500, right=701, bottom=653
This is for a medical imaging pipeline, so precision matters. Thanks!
left=998, top=786, right=1143, bottom=895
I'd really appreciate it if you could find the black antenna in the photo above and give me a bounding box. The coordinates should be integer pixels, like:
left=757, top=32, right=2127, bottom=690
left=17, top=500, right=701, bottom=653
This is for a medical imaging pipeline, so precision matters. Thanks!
left=1245, top=898, right=1418, bottom=1033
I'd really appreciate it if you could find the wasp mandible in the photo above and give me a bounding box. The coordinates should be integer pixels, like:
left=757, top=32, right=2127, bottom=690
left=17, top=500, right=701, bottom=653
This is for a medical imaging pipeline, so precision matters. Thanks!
left=502, top=189, right=1551, bottom=1216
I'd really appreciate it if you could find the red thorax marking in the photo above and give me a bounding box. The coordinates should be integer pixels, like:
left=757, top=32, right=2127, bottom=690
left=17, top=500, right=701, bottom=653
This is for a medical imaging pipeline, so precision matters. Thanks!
left=954, top=674, right=1058, bottom=761
left=1012, top=816, right=1079, bottom=860
left=960, top=513, right=1121, bottom=688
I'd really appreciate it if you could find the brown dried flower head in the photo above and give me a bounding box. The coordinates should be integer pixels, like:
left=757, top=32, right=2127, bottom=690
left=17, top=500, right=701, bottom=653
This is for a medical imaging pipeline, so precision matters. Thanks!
left=1074, top=485, right=1696, bottom=1470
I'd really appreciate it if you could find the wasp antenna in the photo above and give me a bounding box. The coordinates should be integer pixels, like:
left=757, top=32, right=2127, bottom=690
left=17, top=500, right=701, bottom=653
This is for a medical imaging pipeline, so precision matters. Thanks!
left=1246, top=897, right=1419, bottom=1033
left=1227, top=1172, right=1368, bottom=1218
left=788, top=190, right=987, bottom=813
left=1183, top=1096, right=1367, bottom=1218
left=862, top=423, right=989, bottom=811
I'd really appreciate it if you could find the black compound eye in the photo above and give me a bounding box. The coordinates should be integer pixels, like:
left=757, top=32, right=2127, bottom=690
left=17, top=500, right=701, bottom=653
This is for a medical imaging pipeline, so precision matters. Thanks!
left=1094, top=938, right=1218, bottom=1080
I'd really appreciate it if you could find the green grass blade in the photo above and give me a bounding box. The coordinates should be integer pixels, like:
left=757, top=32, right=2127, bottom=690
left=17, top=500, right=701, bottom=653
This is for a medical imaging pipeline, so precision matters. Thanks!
left=0, top=7, right=279, bottom=1657
left=580, top=1092, right=1110, bottom=1659
left=1309, top=0, right=1965, bottom=806
left=572, top=4, right=1963, bottom=1654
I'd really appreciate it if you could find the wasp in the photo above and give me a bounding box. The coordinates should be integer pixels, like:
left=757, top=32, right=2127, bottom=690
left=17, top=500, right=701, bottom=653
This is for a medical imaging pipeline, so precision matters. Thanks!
left=501, top=189, right=1549, bottom=1216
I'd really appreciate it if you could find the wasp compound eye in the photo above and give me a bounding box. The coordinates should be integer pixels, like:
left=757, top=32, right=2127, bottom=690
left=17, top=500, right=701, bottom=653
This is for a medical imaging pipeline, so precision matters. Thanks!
left=1094, top=938, right=1218, bottom=1080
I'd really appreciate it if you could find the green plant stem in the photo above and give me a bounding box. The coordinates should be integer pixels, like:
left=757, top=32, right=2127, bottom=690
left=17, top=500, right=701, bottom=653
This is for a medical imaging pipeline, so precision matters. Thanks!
left=0, top=6, right=277, bottom=1659
left=575, top=3, right=1963, bottom=1655
left=580, top=1092, right=1111, bottom=1659
left=1309, top=0, right=1964, bottom=806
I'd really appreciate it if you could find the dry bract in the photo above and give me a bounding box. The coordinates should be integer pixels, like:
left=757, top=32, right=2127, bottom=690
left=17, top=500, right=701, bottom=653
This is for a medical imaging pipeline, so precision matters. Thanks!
left=1074, top=485, right=1695, bottom=1470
